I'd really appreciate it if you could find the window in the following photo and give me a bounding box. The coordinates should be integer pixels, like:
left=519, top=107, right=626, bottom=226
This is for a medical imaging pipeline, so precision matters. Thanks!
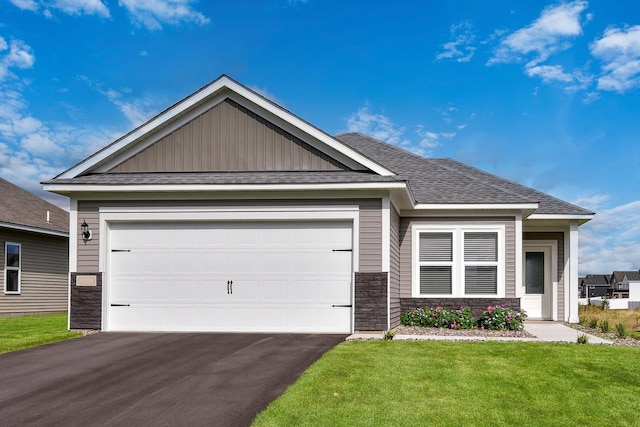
left=4, top=242, right=21, bottom=294
left=413, top=225, right=504, bottom=297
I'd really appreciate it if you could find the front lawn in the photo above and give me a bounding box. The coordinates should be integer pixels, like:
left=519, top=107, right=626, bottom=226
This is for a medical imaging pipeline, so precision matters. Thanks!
left=0, top=313, right=82, bottom=354
left=253, top=341, right=640, bottom=426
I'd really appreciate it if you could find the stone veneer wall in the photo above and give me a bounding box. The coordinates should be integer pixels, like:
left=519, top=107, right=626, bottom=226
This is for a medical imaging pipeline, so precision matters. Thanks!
left=70, top=272, right=102, bottom=330
left=400, top=298, right=521, bottom=320
left=354, top=272, right=388, bottom=331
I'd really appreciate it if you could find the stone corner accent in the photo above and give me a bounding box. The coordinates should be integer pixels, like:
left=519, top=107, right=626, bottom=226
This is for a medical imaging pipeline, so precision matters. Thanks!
left=354, top=272, right=388, bottom=331
left=70, top=272, right=103, bottom=330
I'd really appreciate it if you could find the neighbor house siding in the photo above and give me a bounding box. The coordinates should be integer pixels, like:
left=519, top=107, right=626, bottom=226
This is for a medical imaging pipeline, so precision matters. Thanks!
left=76, top=198, right=383, bottom=273
left=399, top=216, right=516, bottom=298
left=109, top=99, right=348, bottom=173
left=0, top=229, right=68, bottom=315
left=389, top=204, right=401, bottom=327
left=523, top=232, right=565, bottom=320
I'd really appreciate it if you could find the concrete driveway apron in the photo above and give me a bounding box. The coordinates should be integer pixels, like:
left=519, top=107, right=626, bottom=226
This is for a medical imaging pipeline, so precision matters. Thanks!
left=0, top=333, right=345, bottom=426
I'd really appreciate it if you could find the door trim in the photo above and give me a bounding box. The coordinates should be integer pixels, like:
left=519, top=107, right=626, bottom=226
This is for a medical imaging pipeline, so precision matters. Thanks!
left=522, top=240, right=558, bottom=320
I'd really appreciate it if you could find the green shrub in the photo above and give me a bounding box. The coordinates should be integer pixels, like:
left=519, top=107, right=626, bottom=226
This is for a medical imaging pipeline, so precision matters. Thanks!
left=588, top=317, right=599, bottom=329
left=615, top=323, right=627, bottom=339
left=579, top=316, right=590, bottom=326
left=401, top=306, right=475, bottom=330
left=601, top=299, right=610, bottom=310
left=577, top=333, right=589, bottom=344
left=478, top=305, right=528, bottom=331
left=599, top=319, right=610, bottom=334
left=383, top=330, right=396, bottom=341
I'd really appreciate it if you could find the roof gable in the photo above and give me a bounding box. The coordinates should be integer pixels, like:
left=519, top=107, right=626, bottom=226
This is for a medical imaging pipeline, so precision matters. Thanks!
left=108, top=98, right=348, bottom=173
left=56, top=75, right=393, bottom=179
left=0, top=178, right=68, bottom=235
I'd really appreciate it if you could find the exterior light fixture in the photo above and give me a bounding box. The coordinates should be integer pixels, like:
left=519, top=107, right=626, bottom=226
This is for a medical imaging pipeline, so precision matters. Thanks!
left=81, top=220, right=92, bottom=241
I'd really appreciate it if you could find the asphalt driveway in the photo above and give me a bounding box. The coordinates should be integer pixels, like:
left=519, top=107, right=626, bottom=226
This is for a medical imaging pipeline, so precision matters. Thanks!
left=0, top=333, right=346, bottom=426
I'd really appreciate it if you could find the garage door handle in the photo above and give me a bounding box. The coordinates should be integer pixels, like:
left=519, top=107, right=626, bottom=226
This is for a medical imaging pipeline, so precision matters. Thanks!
left=110, top=303, right=130, bottom=307
left=332, top=249, right=352, bottom=252
left=332, top=304, right=352, bottom=308
left=227, top=280, right=233, bottom=294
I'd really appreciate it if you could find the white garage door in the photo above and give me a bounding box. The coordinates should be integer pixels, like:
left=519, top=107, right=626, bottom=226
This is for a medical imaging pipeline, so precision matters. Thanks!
left=107, top=221, right=353, bottom=333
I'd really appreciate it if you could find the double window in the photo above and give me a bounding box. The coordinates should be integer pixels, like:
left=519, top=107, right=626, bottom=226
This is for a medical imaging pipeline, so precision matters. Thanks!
left=413, top=225, right=504, bottom=297
left=4, top=242, right=21, bottom=294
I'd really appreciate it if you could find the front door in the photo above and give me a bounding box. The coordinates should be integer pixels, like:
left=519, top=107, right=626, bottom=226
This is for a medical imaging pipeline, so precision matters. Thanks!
left=521, top=244, right=553, bottom=319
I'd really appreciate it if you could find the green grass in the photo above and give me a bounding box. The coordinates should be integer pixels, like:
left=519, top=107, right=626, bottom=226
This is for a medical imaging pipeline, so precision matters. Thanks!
left=253, top=341, right=640, bottom=426
left=0, top=313, right=82, bottom=354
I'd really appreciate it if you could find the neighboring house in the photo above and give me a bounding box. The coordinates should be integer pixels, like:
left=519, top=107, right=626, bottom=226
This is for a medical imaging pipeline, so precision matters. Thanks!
left=610, top=270, right=640, bottom=299
left=0, top=178, right=69, bottom=315
left=629, top=271, right=640, bottom=303
left=43, top=75, right=594, bottom=332
left=582, top=274, right=611, bottom=298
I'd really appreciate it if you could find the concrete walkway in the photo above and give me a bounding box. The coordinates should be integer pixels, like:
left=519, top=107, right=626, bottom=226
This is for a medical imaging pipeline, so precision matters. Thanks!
left=347, top=322, right=613, bottom=344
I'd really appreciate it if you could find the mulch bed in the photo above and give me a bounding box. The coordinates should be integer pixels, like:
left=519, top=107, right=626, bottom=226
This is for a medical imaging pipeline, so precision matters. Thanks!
left=569, top=324, right=640, bottom=346
left=393, top=325, right=534, bottom=338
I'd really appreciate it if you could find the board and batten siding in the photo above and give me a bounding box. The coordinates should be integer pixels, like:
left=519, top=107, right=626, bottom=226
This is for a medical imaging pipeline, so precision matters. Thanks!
left=389, top=204, right=401, bottom=327
left=0, top=229, right=68, bottom=314
left=399, top=217, right=516, bottom=298
left=76, top=199, right=383, bottom=273
left=109, top=99, right=348, bottom=173
left=523, top=232, right=565, bottom=320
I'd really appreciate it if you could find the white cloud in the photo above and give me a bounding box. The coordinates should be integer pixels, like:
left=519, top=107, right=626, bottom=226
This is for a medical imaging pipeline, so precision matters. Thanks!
left=9, top=0, right=38, bottom=11
left=80, top=76, right=159, bottom=126
left=436, top=21, right=476, bottom=63
left=0, top=38, right=35, bottom=81
left=416, top=126, right=456, bottom=156
left=119, top=0, right=209, bottom=30
left=489, top=0, right=587, bottom=66
left=525, top=64, right=592, bottom=91
left=20, top=133, right=64, bottom=156
left=50, top=0, right=110, bottom=17
left=9, top=0, right=110, bottom=17
left=579, top=200, right=640, bottom=274
left=345, top=105, right=410, bottom=148
left=591, top=25, right=640, bottom=92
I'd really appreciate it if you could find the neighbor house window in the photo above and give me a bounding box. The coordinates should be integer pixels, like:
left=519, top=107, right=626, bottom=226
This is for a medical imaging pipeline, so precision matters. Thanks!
left=4, top=242, right=21, bottom=294
left=413, top=225, right=504, bottom=297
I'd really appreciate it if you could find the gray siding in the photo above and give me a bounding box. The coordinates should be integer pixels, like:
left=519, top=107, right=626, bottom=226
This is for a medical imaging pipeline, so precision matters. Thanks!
left=389, top=204, right=401, bottom=327
left=399, top=216, right=516, bottom=298
left=76, top=198, right=383, bottom=274
left=110, top=99, right=348, bottom=173
left=77, top=202, right=100, bottom=274
left=0, top=229, right=68, bottom=315
left=523, top=232, right=565, bottom=320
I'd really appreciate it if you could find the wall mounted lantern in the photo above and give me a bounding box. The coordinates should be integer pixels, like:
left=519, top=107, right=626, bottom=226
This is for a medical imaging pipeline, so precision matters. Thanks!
left=81, top=220, right=92, bottom=241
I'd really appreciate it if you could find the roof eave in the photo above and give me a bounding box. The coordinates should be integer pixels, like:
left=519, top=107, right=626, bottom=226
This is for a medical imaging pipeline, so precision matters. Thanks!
left=0, top=221, right=69, bottom=238
left=527, top=213, right=595, bottom=225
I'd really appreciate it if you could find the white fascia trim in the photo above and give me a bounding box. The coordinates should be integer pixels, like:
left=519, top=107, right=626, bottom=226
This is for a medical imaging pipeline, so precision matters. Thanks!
left=528, top=214, right=594, bottom=221
left=43, top=182, right=407, bottom=193
left=413, top=203, right=539, bottom=211
left=0, top=221, right=69, bottom=238
left=58, top=76, right=394, bottom=179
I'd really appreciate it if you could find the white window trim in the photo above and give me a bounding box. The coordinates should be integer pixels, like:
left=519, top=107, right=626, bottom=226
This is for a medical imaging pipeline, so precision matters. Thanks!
left=4, top=242, right=21, bottom=295
left=412, top=224, right=505, bottom=298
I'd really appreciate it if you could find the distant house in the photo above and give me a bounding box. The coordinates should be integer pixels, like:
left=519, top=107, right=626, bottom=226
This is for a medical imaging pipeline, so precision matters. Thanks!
left=610, top=270, right=640, bottom=299
left=582, top=274, right=610, bottom=298
left=0, top=178, right=69, bottom=315
left=578, top=277, right=585, bottom=298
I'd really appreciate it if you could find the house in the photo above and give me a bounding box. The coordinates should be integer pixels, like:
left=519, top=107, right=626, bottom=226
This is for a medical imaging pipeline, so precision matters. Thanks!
left=610, top=270, right=640, bottom=299
left=1, top=178, right=69, bottom=315
left=43, top=75, right=594, bottom=332
left=581, top=274, right=611, bottom=298
left=578, top=277, right=585, bottom=298
left=628, top=271, right=640, bottom=305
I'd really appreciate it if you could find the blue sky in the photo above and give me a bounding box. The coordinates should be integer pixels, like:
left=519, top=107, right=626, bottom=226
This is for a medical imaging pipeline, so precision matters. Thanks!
left=1, top=0, right=639, bottom=275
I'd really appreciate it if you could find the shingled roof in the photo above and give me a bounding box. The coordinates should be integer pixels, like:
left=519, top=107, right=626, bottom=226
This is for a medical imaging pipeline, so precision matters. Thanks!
left=335, top=133, right=594, bottom=215
left=612, top=270, right=640, bottom=283
left=0, top=178, right=68, bottom=235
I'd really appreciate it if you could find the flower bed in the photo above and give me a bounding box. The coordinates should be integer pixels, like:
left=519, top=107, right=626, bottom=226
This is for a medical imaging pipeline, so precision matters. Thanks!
left=401, top=305, right=528, bottom=332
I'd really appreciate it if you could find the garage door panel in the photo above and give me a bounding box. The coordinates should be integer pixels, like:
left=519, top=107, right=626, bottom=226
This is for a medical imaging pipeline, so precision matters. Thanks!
left=108, top=221, right=353, bottom=332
